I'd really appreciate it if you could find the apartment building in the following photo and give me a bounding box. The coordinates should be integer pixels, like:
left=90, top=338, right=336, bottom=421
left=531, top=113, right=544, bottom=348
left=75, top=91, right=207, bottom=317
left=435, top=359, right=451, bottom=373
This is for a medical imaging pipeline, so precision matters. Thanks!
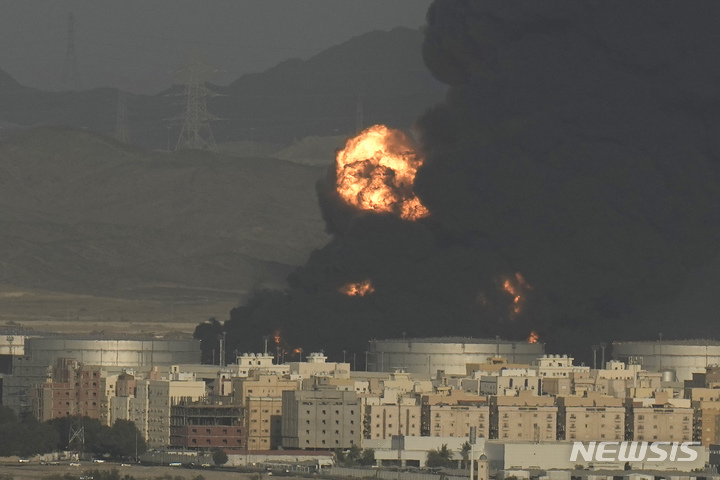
left=169, top=402, right=244, bottom=450
left=689, top=387, right=720, bottom=446
left=232, top=373, right=298, bottom=406
left=557, top=392, right=624, bottom=441
left=281, top=388, right=361, bottom=449
left=142, top=378, right=206, bottom=448
left=479, top=369, right=541, bottom=396
left=32, top=358, right=106, bottom=422
left=364, top=403, right=421, bottom=439
left=491, top=390, right=557, bottom=441
left=423, top=403, right=490, bottom=439
left=627, top=392, right=693, bottom=442
left=288, top=352, right=350, bottom=379
left=246, top=396, right=283, bottom=450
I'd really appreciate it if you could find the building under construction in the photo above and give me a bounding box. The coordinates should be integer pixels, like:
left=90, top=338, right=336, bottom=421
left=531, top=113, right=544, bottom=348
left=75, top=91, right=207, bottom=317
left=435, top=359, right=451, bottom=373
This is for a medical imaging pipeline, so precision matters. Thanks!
left=170, top=402, right=245, bottom=450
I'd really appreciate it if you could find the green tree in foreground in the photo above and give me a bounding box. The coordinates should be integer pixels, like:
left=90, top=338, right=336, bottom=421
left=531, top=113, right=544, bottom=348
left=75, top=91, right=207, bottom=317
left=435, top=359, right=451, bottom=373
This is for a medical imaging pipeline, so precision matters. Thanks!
left=212, top=448, right=228, bottom=466
left=427, top=444, right=454, bottom=468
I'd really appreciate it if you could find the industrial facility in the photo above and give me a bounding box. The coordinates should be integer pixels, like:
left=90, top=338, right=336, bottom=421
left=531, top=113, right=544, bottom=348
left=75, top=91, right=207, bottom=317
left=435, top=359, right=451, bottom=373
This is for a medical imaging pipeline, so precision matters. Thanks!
left=1, top=333, right=200, bottom=413
left=367, top=337, right=545, bottom=376
left=612, top=340, right=720, bottom=381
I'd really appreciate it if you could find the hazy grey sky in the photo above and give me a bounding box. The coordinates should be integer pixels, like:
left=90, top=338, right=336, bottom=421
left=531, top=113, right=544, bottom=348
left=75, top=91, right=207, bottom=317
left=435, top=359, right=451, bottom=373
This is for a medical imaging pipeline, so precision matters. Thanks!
left=0, top=0, right=433, bottom=94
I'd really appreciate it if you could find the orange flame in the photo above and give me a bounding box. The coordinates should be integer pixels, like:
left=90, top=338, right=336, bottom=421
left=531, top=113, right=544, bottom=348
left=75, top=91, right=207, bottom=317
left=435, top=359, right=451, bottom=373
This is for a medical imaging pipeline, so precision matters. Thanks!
left=501, top=272, right=532, bottom=316
left=339, top=279, right=375, bottom=297
left=527, top=331, right=539, bottom=344
left=273, top=330, right=281, bottom=344
left=293, top=348, right=302, bottom=354
left=335, top=125, right=429, bottom=220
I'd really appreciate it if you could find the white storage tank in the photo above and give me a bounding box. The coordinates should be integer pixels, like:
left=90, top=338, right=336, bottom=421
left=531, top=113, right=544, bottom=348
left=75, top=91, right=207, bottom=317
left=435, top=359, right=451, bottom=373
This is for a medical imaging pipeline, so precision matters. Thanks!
left=368, top=337, right=544, bottom=376
left=613, top=340, right=720, bottom=381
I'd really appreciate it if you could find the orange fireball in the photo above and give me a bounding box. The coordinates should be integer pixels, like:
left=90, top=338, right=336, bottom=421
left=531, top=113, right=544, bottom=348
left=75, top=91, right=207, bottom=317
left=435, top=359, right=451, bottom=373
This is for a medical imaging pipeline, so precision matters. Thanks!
left=339, top=279, right=375, bottom=297
left=501, top=272, right=532, bottom=316
left=335, top=125, right=429, bottom=220
left=527, top=331, right=539, bottom=344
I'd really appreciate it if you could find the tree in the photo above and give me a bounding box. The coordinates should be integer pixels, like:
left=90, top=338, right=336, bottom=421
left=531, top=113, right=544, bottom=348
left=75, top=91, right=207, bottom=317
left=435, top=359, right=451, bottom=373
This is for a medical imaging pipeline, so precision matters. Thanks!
left=336, top=444, right=362, bottom=466
left=358, top=448, right=375, bottom=466
left=100, top=420, right=147, bottom=459
left=212, top=448, right=228, bottom=466
left=460, top=442, right=471, bottom=469
left=0, top=411, right=58, bottom=457
left=426, top=444, right=454, bottom=468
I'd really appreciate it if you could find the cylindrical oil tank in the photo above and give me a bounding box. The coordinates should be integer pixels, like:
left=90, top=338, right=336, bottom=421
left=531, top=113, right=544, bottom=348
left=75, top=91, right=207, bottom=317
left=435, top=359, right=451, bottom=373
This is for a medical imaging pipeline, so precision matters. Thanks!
left=368, top=337, right=545, bottom=376
left=0, top=332, right=26, bottom=356
left=22, top=335, right=201, bottom=368
left=613, top=340, right=720, bottom=381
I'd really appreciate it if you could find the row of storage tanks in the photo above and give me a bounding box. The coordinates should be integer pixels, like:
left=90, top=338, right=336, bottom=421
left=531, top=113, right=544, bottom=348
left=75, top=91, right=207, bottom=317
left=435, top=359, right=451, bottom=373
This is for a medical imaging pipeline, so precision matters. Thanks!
left=2, top=332, right=720, bottom=381
left=368, top=337, right=720, bottom=381
left=0, top=332, right=200, bottom=368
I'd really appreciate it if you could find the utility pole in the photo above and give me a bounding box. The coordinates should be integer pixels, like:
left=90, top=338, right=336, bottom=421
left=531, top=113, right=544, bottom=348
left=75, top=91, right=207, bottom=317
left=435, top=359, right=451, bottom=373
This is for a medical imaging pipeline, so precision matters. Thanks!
left=469, top=427, right=476, bottom=480
left=172, top=49, right=220, bottom=151
left=62, top=12, right=81, bottom=90
left=591, top=345, right=598, bottom=370
left=218, top=333, right=226, bottom=367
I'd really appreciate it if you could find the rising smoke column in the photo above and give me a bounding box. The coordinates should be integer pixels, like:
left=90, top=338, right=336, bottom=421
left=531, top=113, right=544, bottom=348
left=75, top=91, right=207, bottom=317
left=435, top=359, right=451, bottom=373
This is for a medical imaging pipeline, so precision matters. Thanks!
left=215, top=0, right=720, bottom=361
left=416, top=0, right=720, bottom=347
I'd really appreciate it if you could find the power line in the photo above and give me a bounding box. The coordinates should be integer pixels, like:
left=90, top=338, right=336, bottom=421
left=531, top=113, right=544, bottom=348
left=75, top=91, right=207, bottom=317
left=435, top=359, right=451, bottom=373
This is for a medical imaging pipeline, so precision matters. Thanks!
left=172, top=50, right=220, bottom=152
left=61, top=12, right=81, bottom=91
left=115, top=90, right=130, bottom=143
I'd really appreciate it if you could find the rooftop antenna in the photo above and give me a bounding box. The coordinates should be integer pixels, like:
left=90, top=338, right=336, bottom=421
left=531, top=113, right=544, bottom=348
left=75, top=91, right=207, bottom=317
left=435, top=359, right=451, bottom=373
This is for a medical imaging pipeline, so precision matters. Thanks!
left=172, top=49, right=220, bottom=151
left=62, top=12, right=81, bottom=91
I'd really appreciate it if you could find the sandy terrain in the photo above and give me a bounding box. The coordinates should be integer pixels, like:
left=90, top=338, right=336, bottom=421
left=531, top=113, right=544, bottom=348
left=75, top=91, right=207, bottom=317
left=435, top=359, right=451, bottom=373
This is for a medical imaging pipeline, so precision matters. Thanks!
left=0, top=287, right=239, bottom=336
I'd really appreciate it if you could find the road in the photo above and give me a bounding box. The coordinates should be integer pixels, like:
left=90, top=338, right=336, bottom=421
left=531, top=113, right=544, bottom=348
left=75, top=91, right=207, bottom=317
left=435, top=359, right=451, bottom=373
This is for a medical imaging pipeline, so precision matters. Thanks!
left=0, top=461, right=279, bottom=480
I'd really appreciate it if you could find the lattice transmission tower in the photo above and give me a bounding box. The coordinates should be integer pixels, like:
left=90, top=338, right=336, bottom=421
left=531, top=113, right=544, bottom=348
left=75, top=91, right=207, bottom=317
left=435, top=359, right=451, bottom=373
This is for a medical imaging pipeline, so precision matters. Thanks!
left=62, top=12, right=81, bottom=91
left=115, top=90, right=130, bottom=143
left=172, top=50, right=220, bottom=151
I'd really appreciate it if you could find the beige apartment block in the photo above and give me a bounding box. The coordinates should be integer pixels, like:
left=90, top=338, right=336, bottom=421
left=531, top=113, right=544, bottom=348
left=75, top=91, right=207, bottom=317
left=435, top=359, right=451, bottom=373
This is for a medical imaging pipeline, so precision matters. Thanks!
left=542, top=377, right=572, bottom=396
left=480, top=369, right=541, bottom=396
left=628, top=392, right=692, bottom=443
left=145, top=379, right=206, bottom=448
left=558, top=392, right=624, bottom=441
left=281, top=388, right=361, bottom=449
left=492, top=390, right=558, bottom=441
left=364, top=403, right=421, bottom=439
left=246, top=396, right=283, bottom=450
left=465, top=357, right=532, bottom=377
left=236, top=353, right=290, bottom=377
left=232, top=374, right=299, bottom=406
left=287, top=352, right=350, bottom=379
left=422, top=390, right=487, bottom=406
left=536, top=355, right=589, bottom=379
left=423, top=403, right=490, bottom=439
left=690, top=388, right=720, bottom=446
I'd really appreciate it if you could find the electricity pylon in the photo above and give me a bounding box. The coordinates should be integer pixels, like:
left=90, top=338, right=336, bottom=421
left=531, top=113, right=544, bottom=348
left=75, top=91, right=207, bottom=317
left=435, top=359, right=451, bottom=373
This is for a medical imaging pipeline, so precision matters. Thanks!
left=115, top=90, right=130, bottom=143
left=172, top=50, right=220, bottom=151
left=62, top=12, right=81, bottom=91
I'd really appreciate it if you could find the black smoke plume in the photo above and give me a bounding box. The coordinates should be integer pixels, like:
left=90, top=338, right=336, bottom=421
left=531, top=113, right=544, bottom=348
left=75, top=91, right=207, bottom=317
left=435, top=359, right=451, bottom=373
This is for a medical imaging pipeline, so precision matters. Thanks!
left=203, top=0, right=720, bottom=362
